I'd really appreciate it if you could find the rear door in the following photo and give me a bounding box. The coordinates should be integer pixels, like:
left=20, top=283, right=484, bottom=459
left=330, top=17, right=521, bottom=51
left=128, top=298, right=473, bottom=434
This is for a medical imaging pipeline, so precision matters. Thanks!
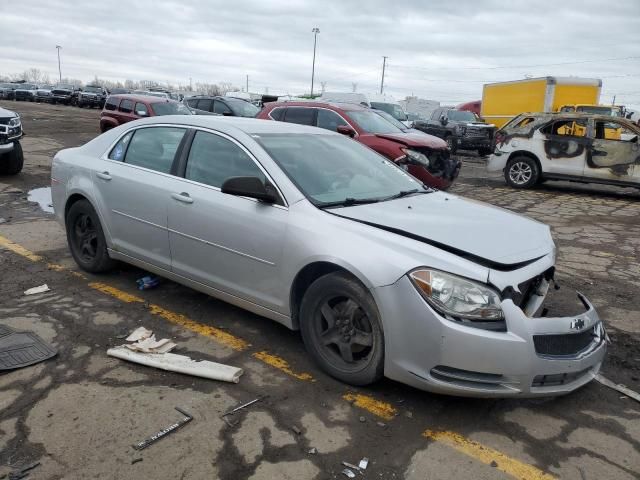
left=213, top=100, right=233, bottom=116
left=117, top=99, right=136, bottom=124
left=282, top=107, right=316, bottom=126
left=93, top=125, right=187, bottom=270
left=586, top=119, right=640, bottom=184
left=167, top=129, right=288, bottom=310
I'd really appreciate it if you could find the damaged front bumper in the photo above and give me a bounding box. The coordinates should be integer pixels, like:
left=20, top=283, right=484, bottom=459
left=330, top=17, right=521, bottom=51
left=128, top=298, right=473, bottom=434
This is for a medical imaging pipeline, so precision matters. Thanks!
left=374, top=274, right=606, bottom=398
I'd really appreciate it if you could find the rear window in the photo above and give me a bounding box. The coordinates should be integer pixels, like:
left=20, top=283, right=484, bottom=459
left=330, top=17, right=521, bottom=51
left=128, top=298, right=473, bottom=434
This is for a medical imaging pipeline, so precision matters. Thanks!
left=196, top=99, right=213, bottom=111
left=104, top=97, right=119, bottom=111
left=119, top=99, right=134, bottom=113
left=269, top=107, right=285, bottom=121
left=283, top=107, right=315, bottom=126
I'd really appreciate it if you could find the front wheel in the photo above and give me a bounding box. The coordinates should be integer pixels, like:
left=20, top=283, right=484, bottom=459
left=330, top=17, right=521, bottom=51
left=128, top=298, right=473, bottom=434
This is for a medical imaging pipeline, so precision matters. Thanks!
left=65, top=200, right=115, bottom=273
left=0, top=142, right=24, bottom=175
left=300, top=272, right=384, bottom=386
left=505, top=155, right=540, bottom=189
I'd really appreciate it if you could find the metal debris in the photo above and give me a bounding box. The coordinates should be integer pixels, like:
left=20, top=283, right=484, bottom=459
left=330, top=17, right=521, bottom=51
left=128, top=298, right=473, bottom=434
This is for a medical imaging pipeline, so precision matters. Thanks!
left=342, top=461, right=360, bottom=470
left=376, top=421, right=386, bottom=428
left=359, top=458, right=369, bottom=470
left=595, top=374, right=640, bottom=403
left=291, top=425, right=301, bottom=435
left=23, top=284, right=50, bottom=296
left=341, top=468, right=356, bottom=478
left=222, top=396, right=266, bottom=418
left=132, top=407, right=193, bottom=450
left=307, top=447, right=317, bottom=455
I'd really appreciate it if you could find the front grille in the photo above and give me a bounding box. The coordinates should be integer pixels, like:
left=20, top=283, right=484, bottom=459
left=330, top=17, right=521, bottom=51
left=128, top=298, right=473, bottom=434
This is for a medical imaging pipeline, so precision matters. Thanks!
left=0, top=117, right=12, bottom=126
left=533, top=328, right=596, bottom=357
left=532, top=368, right=591, bottom=387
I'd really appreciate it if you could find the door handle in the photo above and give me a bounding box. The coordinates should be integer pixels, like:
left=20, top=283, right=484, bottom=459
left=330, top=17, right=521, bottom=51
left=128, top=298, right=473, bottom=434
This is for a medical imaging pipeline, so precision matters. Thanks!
left=96, top=171, right=112, bottom=181
left=171, top=192, right=194, bottom=204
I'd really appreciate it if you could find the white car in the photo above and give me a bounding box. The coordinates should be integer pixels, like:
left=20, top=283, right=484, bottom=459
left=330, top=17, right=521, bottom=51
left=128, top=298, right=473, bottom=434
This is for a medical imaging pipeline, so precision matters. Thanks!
left=488, top=112, right=640, bottom=189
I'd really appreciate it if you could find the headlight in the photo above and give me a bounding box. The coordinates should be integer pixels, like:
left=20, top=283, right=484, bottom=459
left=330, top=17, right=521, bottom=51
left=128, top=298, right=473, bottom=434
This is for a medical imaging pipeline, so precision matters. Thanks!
left=457, top=125, right=467, bottom=136
left=409, top=269, right=504, bottom=321
left=401, top=148, right=430, bottom=167
left=8, top=117, right=21, bottom=128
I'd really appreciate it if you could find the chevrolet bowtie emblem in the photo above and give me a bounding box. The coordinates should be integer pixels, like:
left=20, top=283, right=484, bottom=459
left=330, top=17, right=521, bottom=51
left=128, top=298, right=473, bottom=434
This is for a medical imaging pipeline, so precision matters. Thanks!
left=570, top=318, right=585, bottom=330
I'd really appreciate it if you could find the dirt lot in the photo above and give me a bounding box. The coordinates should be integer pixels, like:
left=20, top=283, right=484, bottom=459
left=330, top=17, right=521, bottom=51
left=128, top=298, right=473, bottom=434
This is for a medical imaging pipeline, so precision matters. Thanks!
left=0, top=101, right=639, bottom=480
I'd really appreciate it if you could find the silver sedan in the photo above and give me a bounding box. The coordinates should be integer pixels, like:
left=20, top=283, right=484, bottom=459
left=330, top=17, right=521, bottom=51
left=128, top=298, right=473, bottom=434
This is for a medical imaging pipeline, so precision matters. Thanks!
left=51, top=115, right=607, bottom=397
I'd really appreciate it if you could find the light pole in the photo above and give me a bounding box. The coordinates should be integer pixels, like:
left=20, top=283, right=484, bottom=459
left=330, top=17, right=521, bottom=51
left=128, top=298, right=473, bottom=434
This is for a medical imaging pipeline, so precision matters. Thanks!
left=310, top=27, right=320, bottom=97
left=56, top=45, right=62, bottom=82
left=380, top=56, right=387, bottom=94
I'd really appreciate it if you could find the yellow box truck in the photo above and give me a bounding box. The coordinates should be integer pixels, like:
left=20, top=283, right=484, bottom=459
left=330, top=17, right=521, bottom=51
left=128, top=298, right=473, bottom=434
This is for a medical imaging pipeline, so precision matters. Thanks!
left=481, top=77, right=602, bottom=128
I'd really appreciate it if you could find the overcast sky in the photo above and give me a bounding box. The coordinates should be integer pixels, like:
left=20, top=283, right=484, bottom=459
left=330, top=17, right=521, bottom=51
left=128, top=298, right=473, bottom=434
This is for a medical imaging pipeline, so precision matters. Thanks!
left=1, top=0, right=639, bottom=106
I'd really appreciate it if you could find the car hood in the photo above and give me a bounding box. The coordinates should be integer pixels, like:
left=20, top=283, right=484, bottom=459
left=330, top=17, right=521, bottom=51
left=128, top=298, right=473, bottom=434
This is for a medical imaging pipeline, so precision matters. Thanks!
left=332, top=192, right=553, bottom=267
left=0, top=107, right=18, bottom=118
left=375, top=131, right=447, bottom=149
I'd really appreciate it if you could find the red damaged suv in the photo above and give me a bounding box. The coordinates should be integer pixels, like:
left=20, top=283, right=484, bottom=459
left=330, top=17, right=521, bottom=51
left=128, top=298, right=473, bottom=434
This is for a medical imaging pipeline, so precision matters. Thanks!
left=257, top=101, right=460, bottom=189
left=100, top=94, right=191, bottom=133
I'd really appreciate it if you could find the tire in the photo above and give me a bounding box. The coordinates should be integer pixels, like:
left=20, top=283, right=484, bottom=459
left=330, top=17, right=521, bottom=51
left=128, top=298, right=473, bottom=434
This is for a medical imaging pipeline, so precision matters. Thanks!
left=504, top=155, right=540, bottom=189
left=0, top=142, right=24, bottom=175
left=299, top=272, right=384, bottom=386
left=445, top=135, right=456, bottom=154
left=65, top=199, right=115, bottom=273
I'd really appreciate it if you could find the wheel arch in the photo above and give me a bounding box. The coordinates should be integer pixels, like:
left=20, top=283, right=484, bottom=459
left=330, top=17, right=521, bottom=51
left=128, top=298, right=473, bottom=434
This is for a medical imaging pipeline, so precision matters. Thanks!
left=507, top=150, right=542, bottom=172
left=289, top=261, right=370, bottom=330
left=63, top=190, right=113, bottom=247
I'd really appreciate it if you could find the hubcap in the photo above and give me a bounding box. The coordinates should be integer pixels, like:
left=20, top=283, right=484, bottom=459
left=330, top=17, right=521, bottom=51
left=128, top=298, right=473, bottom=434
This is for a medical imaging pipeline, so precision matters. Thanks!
left=315, top=297, right=374, bottom=367
left=73, top=213, right=98, bottom=262
left=509, top=161, right=532, bottom=185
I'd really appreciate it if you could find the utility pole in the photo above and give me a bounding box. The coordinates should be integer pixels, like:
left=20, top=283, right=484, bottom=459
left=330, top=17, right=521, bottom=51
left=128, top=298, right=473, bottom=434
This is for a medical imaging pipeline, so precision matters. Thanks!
left=56, top=45, right=62, bottom=82
left=380, top=56, right=387, bottom=94
left=310, top=27, right=320, bottom=97
left=246, top=74, right=249, bottom=93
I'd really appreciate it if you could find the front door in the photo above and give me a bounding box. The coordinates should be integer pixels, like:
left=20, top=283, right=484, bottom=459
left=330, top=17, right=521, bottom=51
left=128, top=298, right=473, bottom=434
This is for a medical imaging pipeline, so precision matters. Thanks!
left=167, top=129, right=288, bottom=311
left=585, top=119, right=640, bottom=184
left=93, top=125, right=187, bottom=270
left=538, top=118, right=588, bottom=177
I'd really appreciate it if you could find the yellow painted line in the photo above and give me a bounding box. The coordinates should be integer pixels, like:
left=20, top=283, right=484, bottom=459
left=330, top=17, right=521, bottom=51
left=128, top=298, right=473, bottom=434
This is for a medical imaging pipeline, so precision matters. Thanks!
left=88, top=282, right=145, bottom=304
left=253, top=351, right=314, bottom=381
left=423, top=430, right=555, bottom=480
left=343, top=392, right=397, bottom=421
left=0, top=235, right=43, bottom=262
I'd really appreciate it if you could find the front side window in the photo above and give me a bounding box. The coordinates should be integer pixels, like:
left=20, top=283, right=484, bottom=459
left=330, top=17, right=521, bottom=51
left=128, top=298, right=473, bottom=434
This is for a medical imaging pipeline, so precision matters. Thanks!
left=269, top=107, right=285, bottom=121
left=185, top=131, right=265, bottom=188
left=541, top=119, right=587, bottom=137
left=346, top=110, right=403, bottom=134
left=283, top=107, right=315, bottom=126
left=256, top=133, right=422, bottom=206
left=370, top=102, right=407, bottom=121
left=223, top=98, right=259, bottom=117
left=447, top=110, right=478, bottom=122
left=151, top=102, right=191, bottom=116
left=213, top=100, right=233, bottom=115
left=187, top=98, right=198, bottom=108
left=316, top=109, right=348, bottom=131
left=196, top=99, right=213, bottom=111
left=123, top=127, right=186, bottom=173
left=119, top=99, right=134, bottom=113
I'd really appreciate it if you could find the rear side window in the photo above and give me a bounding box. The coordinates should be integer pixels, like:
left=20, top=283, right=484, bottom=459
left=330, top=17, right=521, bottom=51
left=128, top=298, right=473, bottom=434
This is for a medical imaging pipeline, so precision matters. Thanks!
left=196, top=99, right=212, bottom=111
left=104, top=97, right=119, bottom=111
left=213, top=100, right=232, bottom=115
left=283, top=107, right=315, bottom=126
left=187, top=98, right=198, bottom=108
left=134, top=102, right=148, bottom=116
left=316, top=109, right=348, bottom=131
left=123, top=127, right=186, bottom=173
left=269, top=107, right=285, bottom=121
left=185, top=131, right=265, bottom=188
left=119, top=99, right=134, bottom=113
left=108, top=132, right=133, bottom=161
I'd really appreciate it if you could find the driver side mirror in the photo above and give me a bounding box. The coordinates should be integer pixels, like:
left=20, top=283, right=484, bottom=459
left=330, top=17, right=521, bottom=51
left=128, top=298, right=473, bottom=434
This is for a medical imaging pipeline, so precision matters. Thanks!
left=221, top=176, right=276, bottom=203
left=136, top=110, right=148, bottom=117
left=337, top=125, right=356, bottom=138
left=440, top=115, right=448, bottom=126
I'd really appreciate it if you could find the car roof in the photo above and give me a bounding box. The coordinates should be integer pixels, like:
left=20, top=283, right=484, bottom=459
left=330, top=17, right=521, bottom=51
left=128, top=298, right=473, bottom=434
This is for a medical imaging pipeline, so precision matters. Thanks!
left=128, top=115, right=338, bottom=135
left=264, top=101, right=369, bottom=112
left=109, top=94, right=177, bottom=104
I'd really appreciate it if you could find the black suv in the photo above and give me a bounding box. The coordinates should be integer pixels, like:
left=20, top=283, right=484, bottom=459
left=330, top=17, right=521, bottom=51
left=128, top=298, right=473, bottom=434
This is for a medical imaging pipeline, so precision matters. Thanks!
left=51, top=83, right=80, bottom=105
left=414, top=107, right=495, bottom=155
left=184, top=95, right=259, bottom=118
left=0, top=106, right=24, bottom=175
left=77, top=85, right=107, bottom=108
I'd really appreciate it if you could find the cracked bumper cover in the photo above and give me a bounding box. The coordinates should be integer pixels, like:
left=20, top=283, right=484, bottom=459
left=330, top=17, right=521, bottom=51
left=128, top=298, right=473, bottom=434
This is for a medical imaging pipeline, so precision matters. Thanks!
left=374, top=275, right=606, bottom=398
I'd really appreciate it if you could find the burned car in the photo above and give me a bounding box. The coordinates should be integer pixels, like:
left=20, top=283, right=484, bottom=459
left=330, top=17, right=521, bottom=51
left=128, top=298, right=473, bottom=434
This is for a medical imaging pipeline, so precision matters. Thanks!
left=488, top=112, right=640, bottom=189
left=0, top=106, right=24, bottom=175
left=51, top=116, right=606, bottom=397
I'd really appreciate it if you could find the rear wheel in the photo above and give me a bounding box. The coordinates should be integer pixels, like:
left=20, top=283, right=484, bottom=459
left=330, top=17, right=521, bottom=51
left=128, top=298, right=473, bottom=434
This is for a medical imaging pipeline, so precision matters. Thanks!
left=65, top=200, right=115, bottom=273
left=445, top=135, right=456, bottom=154
left=0, top=142, right=24, bottom=175
left=300, top=272, right=384, bottom=386
left=505, top=155, right=539, bottom=189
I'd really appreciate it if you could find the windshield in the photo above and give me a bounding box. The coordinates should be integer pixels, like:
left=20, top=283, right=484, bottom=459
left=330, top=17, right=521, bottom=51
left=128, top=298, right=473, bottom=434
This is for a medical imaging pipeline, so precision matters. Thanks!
left=370, top=102, right=407, bottom=121
left=347, top=110, right=404, bottom=134
left=226, top=98, right=259, bottom=117
left=373, top=110, right=409, bottom=130
left=447, top=110, right=479, bottom=122
left=0, top=83, right=15, bottom=89
left=19, top=84, right=36, bottom=90
left=56, top=84, right=74, bottom=90
left=84, top=86, right=102, bottom=93
left=256, top=133, right=423, bottom=206
left=151, top=102, right=192, bottom=116
left=576, top=106, right=621, bottom=116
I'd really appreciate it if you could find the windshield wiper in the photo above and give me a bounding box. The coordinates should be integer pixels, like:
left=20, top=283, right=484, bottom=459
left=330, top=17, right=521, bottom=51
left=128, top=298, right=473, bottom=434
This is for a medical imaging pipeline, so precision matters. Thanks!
left=317, top=197, right=380, bottom=209
left=382, top=188, right=432, bottom=201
